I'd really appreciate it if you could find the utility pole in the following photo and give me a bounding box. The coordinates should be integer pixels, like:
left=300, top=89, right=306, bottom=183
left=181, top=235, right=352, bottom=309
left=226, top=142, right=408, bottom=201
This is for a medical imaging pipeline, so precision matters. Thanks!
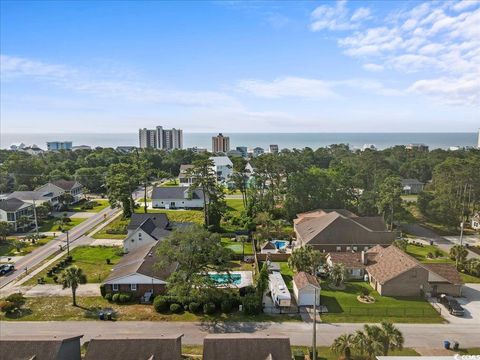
left=312, top=287, right=317, bottom=360
left=32, top=198, right=39, bottom=239
left=66, top=230, right=70, bottom=256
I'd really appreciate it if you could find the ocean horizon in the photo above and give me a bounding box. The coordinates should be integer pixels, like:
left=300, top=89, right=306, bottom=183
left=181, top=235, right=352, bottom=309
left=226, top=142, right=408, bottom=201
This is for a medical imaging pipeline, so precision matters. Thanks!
left=1, top=132, right=478, bottom=151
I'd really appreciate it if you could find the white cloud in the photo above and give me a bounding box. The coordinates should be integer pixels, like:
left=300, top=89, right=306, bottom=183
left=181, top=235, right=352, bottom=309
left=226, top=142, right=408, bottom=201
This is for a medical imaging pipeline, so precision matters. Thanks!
left=362, top=63, right=384, bottom=72
left=333, top=1, right=480, bottom=105
left=0, top=54, right=239, bottom=108
left=237, top=77, right=337, bottom=99
left=310, top=0, right=371, bottom=31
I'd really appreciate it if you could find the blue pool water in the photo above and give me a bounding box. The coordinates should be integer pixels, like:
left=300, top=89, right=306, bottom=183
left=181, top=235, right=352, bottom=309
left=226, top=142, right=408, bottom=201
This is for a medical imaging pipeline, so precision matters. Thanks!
left=272, top=240, right=288, bottom=249
left=209, top=273, right=242, bottom=285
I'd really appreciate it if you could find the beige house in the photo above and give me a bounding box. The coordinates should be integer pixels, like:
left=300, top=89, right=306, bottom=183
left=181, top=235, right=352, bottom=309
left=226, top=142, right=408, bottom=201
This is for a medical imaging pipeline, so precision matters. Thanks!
left=294, top=209, right=395, bottom=252
left=292, top=271, right=320, bottom=306
left=424, top=263, right=464, bottom=297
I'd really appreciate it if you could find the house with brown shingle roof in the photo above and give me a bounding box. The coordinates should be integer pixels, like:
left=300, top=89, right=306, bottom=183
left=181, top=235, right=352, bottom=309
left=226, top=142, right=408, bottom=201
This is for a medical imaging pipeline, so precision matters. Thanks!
left=365, top=246, right=463, bottom=297
left=326, top=252, right=369, bottom=280
left=0, top=335, right=83, bottom=360
left=84, top=335, right=183, bottom=360
left=202, top=334, right=292, bottom=360
left=292, top=271, right=320, bottom=306
left=294, top=209, right=395, bottom=252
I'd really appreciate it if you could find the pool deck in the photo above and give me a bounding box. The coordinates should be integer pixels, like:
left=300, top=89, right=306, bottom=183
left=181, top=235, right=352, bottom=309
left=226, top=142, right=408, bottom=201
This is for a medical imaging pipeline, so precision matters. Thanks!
left=208, top=271, right=254, bottom=289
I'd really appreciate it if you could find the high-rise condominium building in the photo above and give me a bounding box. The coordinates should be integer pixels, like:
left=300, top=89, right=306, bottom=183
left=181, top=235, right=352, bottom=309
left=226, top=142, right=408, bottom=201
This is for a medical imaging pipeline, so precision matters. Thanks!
left=212, top=133, right=230, bottom=153
left=139, top=126, right=183, bottom=150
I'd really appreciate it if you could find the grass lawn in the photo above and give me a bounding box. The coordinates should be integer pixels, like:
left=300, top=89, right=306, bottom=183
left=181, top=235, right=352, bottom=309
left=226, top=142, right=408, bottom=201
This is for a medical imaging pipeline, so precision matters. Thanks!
left=227, top=260, right=256, bottom=271
left=161, top=179, right=179, bottom=187
left=25, top=246, right=122, bottom=285
left=38, top=217, right=86, bottom=232
left=135, top=208, right=204, bottom=224
left=0, top=236, right=55, bottom=257
left=226, top=198, right=245, bottom=214
left=137, top=198, right=152, bottom=203
left=92, top=217, right=129, bottom=239
left=320, top=282, right=443, bottom=323
left=279, top=262, right=294, bottom=290
left=0, top=296, right=300, bottom=322
left=70, top=199, right=110, bottom=213
left=221, top=237, right=254, bottom=255
left=406, top=244, right=480, bottom=283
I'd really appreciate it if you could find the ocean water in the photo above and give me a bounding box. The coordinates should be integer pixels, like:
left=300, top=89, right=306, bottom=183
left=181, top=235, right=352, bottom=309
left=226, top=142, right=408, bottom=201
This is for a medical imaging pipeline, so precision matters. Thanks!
left=1, top=132, right=478, bottom=151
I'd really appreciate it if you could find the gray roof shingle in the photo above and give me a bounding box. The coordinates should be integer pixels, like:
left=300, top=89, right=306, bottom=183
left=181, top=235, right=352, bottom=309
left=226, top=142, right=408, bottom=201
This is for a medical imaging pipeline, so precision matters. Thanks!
left=0, top=198, right=31, bottom=212
left=152, top=186, right=204, bottom=200
left=0, top=335, right=83, bottom=360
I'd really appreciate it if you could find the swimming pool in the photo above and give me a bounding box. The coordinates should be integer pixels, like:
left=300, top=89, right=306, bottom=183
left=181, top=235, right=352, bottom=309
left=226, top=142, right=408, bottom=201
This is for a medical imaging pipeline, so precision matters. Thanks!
left=209, top=273, right=242, bottom=286
left=272, top=240, right=288, bottom=249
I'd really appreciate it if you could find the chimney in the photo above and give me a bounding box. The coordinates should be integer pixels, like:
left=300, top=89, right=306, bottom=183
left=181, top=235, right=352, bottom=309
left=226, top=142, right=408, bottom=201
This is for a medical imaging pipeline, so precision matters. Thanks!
left=361, top=251, right=367, bottom=265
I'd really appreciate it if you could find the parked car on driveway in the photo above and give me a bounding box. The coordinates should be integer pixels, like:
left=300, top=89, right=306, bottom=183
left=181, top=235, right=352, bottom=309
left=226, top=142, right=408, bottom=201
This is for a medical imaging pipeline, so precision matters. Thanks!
left=438, top=294, right=465, bottom=316
left=0, top=263, right=15, bottom=276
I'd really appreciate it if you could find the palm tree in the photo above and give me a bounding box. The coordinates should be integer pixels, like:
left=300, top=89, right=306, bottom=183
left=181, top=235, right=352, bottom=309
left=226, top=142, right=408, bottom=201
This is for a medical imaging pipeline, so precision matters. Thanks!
left=378, top=322, right=404, bottom=356
left=360, top=325, right=384, bottom=359
left=329, top=263, right=347, bottom=287
left=331, top=333, right=355, bottom=359
left=60, top=266, right=87, bottom=306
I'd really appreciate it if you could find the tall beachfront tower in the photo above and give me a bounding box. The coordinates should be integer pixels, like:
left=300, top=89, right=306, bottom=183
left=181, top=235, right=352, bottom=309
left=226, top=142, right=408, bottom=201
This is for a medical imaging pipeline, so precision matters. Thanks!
left=212, top=133, right=230, bottom=153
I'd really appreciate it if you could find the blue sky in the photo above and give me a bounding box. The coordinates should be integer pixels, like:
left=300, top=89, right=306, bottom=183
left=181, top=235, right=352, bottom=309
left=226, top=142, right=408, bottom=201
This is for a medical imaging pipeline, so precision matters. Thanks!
left=1, top=0, right=479, bottom=133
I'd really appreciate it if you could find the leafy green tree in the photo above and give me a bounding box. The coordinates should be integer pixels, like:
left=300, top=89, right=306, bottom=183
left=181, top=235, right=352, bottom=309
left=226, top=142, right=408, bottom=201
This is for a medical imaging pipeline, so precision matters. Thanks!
left=16, top=215, right=32, bottom=231
left=61, top=266, right=87, bottom=306
left=288, top=245, right=323, bottom=274
left=377, top=175, right=403, bottom=230
left=450, top=245, right=468, bottom=268
left=58, top=193, right=75, bottom=210
left=75, top=167, right=106, bottom=193
left=106, top=163, right=139, bottom=217
left=0, top=221, right=13, bottom=241
left=256, top=262, right=269, bottom=298
left=156, top=225, right=232, bottom=300
left=331, top=333, right=355, bottom=359
left=393, top=239, right=408, bottom=252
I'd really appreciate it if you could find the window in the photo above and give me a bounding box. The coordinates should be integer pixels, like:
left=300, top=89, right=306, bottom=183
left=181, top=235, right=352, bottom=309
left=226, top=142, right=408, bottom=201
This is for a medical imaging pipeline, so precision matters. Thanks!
left=353, top=246, right=358, bottom=251
left=336, top=246, right=341, bottom=252
left=112, top=284, right=119, bottom=291
left=130, top=284, right=137, bottom=291
left=364, top=246, right=369, bottom=251
left=138, top=233, right=142, bottom=240
left=346, top=246, right=351, bottom=251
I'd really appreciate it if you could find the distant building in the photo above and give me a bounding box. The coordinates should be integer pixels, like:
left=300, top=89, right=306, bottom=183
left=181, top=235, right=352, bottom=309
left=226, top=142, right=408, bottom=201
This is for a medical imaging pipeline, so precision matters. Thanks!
left=116, top=146, right=137, bottom=153
left=151, top=186, right=205, bottom=210
left=471, top=213, right=480, bottom=230
left=269, top=144, right=279, bottom=154
left=401, top=178, right=424, bottom=194
left=210, top=156, right=233, bottom=183
left=189, top=146, right=207, bottom=153
left=22, top=146, right=44, bottom=156
left=178, top=164, right=194, bottom=186
left=47, top=141, right=72, bottom=151
left=252, top=147, right=264, bottom=157
left=236, top=146, right=248, bottom=158
left=72, top=145, right=91, bottom=151
left=362, top=144, right=377, bottom=151
left=9, top=142, right=25, bottom=151
left=449, top=146, right=461, bottom=151
left=406, top=143, right=429, bottom=152
left=227, top=149, right=243, bottom=157
left=212, top=133, right=230, bottom=153
left=139, top=126, right=183, bottom=150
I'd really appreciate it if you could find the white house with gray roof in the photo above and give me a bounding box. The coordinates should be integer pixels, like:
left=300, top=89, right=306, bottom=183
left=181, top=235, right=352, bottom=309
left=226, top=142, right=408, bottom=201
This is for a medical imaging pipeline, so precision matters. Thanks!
left=151, top=186, right=205, bottom=209
left=124, top=213, right=171, bottom=253
left=210, top=156, right=233, bottom=183
left=0, top=198, right=35, bottom=231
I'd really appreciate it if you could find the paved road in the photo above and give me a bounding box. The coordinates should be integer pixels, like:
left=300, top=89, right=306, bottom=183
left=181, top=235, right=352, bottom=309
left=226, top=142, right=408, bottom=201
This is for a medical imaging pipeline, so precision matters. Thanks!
left=1, top=321, right=479, bottom=347
left=0, top=205, right=120, bottom=289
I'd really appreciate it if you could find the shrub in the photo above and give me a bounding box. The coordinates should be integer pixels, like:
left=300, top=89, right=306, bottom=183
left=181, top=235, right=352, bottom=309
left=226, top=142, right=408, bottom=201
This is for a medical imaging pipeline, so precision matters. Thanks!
left=119, top=294, right=129, bottom=303
left=188, top=302, right=201, bottom=313
left=434, top=249, right=443, bottom=258
left=106, top=258, right=111, bottom=265
left=203, top=302, right=216, bottom=315
left=427, top=252, right=433, bottom=259
left=170, top=303, right=182, bottom=313
left=112, top=293, right=120, bottom=303
left=52, top=275, right=58, bottom=283
left=240, top=285, right=256, bottom=297
left=6, top=293, right=26, bottom=307
left=0, top=300, right=16, bottom=314
left=153, top=296, right=171, bottom=313
left=104, top=293, right=112, bottom=301
left=66, top=255, right=73, bottom=262
left=100, top=284, right=106, bottom=297
left=242, top=294, right=262, bottom=315
left=360, top=287, right=370, bottom=297
left=220, top=299, right=233, bottom=313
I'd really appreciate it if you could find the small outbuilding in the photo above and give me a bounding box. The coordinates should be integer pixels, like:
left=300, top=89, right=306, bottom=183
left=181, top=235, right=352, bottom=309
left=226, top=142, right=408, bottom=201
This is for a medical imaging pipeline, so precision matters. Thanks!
left=292, top=271, right=320, bottom=307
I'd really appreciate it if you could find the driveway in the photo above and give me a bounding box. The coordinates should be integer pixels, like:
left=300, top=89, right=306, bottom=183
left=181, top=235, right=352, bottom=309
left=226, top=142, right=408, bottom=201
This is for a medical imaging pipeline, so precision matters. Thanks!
left=23, top=284, right=101, bottom=297
left=433, top=284, right=480, bottom=325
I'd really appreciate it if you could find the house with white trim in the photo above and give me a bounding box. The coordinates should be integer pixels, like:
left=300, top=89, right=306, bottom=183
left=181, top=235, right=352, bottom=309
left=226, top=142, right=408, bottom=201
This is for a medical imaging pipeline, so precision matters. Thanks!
left=0, top=198, right=35, bottom=231
left=151, top=186, right=204, bottom=210
left=292, top=271, right=320, bottom=307
left=124, top=213, right=171, bottom=253
left=210, top=156, right=233, bottom=183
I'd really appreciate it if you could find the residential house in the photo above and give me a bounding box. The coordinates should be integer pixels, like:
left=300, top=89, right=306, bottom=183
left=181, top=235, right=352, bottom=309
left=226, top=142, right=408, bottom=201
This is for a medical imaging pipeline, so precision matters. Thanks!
left=178, top=164, right=194, bottom=186
left=124, top=213, right=171, bottom=253
left=84, top=335, right=183, bottom=360
left=406, top=143, right=429, bottom=152
left=260, top=241, right=277, bottom=254
left=6, top=190, right=52, bottom=206
left=0, top=335, right=83, bottom=360
left=47, top=141, right=73, bottom=151
left=103, top=242, right=177, bottom=299
left=326, top=252, right=369, bottom=280
left=22, top=146, right=45, bottom=156
left=115, top=146, right=137, bottom=153
left=294, top=209, right=395, bottom=252
left=227, top=149, right=243, bottom=157
left=151, top=186, right=205, bottom=210
left=252, top=147, right=264, bottom=157
left=202, top=335, right=292, bottom=360
left=424, top=263, right=464, bottom=297
left=471, top=213, right=480, bottom=230
left=210, top=156, right=233, bottom=183
left=236, top=146, right=248, bottom=158
left=292, top=271, right=320, bottom=306
left=401, top=178, right=424, bottom=194
left=0, top=198, right=34, bottom=231
left=36, top=180, right=84, bottom=206
left=366, top=245, right=463, bottom=297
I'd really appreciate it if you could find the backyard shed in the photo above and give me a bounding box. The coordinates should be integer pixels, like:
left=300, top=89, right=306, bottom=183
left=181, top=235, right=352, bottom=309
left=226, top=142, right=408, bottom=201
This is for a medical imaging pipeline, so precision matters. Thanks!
left=292, top=271, right=320, bottom=306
